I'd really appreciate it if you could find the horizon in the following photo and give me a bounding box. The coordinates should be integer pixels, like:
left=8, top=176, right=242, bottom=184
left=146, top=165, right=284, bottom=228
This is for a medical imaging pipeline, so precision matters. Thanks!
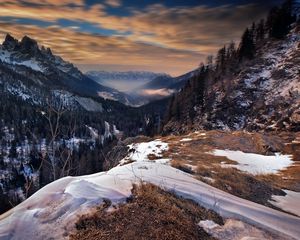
left=0, top=0, right=283, bottom=76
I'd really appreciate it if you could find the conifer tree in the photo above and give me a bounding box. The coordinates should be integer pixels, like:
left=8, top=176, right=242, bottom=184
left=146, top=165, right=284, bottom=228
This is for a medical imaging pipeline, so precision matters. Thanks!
left=238, top=28, right=255, bottom=60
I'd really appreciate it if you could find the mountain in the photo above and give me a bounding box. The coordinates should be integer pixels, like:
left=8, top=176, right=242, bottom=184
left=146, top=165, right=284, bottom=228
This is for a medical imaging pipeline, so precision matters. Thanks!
left=86, top=70, right=196, bottom=106
left=86, top=71, right=165, bottom=92
left=140, top=69, right=198, bottom=90
left=122, top=70, right=198, bottom=105
left=163, top=6, right=300, bottom=134
left=0, top=34, right=165, bottom=213
left=0, top=35, right=141, bottom=106
left=1, top=2, right=299, bottom=239
left=86, top=71, right=172, bottom=106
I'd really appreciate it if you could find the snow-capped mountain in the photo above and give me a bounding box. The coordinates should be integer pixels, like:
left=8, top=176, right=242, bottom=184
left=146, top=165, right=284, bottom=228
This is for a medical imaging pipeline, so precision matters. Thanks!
left=0, top=34, right=142, bottom=106
left=0, top=34, right=166, bottom=213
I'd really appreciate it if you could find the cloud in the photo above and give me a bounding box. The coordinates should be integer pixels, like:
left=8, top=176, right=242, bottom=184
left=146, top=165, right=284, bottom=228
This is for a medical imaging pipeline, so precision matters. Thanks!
left=105, top=0, right=122, bottom=7
left=0, top=22, right=204, bottom=75
left=0, top=1, right=275, bottom=75
left=140, top=88, right=176, bottom=97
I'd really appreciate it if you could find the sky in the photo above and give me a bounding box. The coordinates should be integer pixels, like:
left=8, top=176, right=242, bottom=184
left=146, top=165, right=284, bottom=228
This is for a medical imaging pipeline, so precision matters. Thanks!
left=0, top=0, right=283, bottom=76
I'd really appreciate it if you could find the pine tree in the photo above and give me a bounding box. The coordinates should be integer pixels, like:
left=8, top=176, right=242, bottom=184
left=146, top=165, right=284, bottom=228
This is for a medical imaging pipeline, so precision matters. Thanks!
left=226, top=42, right=236, bottom=61
left=238, top=28, right=255, bottom=60
left=256, top=19, right=266, bottom=41
left=216, top=46, right=226, bottom=69
left=267, top=0, right=296, bottom=39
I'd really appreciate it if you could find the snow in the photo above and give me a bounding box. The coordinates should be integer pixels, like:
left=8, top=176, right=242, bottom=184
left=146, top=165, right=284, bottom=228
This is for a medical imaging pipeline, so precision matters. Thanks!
left=1, top=161, right=300, bottom=239
left=209, top=149, right=293, bottom=175
left=19, top=60, right=43, bottom=72
left=75, top=96, right=103, bottom=112
left=1, top=140, right=300, bottom=240
left=0, top=49, right=44, bottom=72
left=199, top=219, right=279, bottom=240
left=180, top=138, right=193, bottom=142
left=270, top=190, right=300, bottom=217
left=198, top=220, right=219, bottom=230
left=202, top=176, right=215, bottom=183
left=86, top=125, right=99, bottom=139
left=52, top=90, right=103, bottom=112
left=97, top=91, right=117, bottom=101
left=120, top=139, right=170, bottom=164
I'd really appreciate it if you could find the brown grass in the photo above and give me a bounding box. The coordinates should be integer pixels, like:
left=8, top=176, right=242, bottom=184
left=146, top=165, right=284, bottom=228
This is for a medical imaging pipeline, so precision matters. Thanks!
left=159, top=130, right=300, bottom=207
left=196, top=167, right=284, bottom=206
left=171, top=160, right=194, bottom=174
left=70, top=184, right=223, bottom=240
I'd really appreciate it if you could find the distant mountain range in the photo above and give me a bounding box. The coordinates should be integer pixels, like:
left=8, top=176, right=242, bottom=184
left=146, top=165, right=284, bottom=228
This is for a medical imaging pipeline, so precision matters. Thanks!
left=86, top=71, right=165, bottom=92
left=86, top=69, right=197, bottom=105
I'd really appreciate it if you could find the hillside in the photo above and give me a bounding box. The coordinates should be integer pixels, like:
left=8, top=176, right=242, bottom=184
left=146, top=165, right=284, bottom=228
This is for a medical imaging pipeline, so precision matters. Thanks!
left=0, top=35, right=165, bottom=213
left=163, top=3, right=299, bottom=134
left=1, top=132, right=300, bottom=239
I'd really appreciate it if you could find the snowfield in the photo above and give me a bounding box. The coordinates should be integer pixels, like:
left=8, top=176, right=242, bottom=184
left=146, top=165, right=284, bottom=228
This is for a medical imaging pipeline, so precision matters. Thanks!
left=209, top=149, right=293, bottom=175
left=0, top=140, right=299, bottom=240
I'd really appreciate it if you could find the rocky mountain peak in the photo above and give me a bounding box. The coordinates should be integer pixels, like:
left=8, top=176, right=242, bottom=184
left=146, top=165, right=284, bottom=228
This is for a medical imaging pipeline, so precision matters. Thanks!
left=19, top=35, right=40, bottom=54
left=2, top=33, right=18, bottom=50
left=41, top=45, right=54, bottom=59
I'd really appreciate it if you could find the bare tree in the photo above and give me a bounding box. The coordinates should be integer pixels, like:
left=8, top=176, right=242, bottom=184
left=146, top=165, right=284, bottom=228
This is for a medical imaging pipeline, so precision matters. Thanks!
left=42, top=93, right=77, bottom=181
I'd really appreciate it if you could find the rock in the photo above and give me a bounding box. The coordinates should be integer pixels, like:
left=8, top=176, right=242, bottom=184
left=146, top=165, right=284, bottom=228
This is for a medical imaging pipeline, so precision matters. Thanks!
left=2, top=34, right=18, bottom=50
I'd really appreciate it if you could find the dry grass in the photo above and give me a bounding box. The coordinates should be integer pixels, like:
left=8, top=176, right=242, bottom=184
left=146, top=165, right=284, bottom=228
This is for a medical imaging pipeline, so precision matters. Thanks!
left=159, top=130, right=300, bottom=207
left=70, top=184, right=223, bottom=240
left=197, top=167, right=284, bottom=206
left=171, top=160, right=194, bottom=174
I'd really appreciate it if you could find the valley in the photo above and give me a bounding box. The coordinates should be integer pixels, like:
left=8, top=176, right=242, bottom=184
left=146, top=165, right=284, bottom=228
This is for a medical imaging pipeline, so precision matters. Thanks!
left=0, top=0, right=299, bottom=239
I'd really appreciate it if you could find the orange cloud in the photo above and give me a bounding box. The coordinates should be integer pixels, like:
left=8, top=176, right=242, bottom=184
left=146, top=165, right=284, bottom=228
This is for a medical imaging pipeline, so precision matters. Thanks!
left=0, top=23, right=203, bottom=75
left=0, top=1, right=272, bottom=75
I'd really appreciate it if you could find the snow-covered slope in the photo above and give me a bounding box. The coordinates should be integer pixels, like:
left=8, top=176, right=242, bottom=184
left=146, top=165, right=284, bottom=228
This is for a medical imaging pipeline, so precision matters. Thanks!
left=1, top=140, right=299, bottom=240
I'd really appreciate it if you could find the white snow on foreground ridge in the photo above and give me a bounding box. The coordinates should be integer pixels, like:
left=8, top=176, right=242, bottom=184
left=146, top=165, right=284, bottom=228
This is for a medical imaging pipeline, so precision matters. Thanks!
left=209, top=149, right=293, bottom=175
left=0, top=140, right=300, bottom=240
left=270, top=190, right=300, bottom=217
left=199, top=219, right=277, bottom=240
left=119, top=139, right=170, bottom=165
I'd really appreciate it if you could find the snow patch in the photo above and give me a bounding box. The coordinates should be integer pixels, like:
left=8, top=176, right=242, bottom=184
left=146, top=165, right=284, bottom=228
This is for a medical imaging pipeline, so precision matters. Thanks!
left=198, top=220, right=219, bottom=230
left=0, top=50, right=43, bottom=72
left=209, top=149, right=293, bottom=175
left=200, top=219, right=279, bottom=240
left=180, top=138, right=193, bottom=142
left=98, top=91, right=117, bottom=101
left=120, top=139, right=170, bottom=165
